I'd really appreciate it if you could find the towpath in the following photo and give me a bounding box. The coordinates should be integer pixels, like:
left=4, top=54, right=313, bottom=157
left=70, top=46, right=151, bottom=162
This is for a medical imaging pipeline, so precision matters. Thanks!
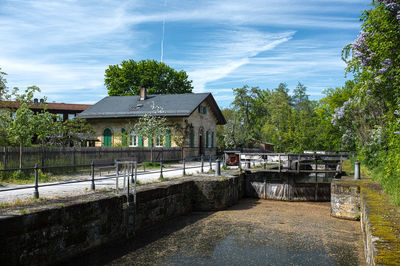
left=0, top=161, right=216, bottom=203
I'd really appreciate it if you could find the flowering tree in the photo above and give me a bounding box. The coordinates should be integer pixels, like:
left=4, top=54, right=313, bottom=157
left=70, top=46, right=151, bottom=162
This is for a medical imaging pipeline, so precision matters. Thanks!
left=133, top=102, right=167, bottom=161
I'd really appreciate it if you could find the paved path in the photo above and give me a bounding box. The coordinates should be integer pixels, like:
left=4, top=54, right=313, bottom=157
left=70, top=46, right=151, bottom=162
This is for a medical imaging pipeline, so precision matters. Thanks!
left=0, top=162, right=216, bottom=203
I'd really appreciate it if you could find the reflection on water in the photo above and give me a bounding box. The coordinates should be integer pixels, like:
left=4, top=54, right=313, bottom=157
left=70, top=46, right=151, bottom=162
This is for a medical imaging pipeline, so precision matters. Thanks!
left=65, top=200, right=363, bottom=266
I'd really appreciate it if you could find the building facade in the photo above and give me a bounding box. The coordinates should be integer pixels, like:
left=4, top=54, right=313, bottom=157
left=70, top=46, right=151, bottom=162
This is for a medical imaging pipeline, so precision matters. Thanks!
left=77, top=89, right=226, bottom=157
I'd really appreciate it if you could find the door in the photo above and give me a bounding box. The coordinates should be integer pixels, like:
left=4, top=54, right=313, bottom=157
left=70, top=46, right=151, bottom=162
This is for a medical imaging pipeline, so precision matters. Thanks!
left=103, top=128, right=112, bottom=147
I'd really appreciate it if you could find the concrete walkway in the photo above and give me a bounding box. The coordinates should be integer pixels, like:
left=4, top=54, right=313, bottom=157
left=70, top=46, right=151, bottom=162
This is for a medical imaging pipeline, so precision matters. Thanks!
left=0, top=162, right=216, bottom=203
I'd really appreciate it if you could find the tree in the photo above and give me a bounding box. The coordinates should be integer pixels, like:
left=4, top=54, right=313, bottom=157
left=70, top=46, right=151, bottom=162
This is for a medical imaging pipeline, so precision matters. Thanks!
left=105, top=59, right=193, bottom=96
left=60, top=118, right=95, bottom=146
left=133, top=102, right=168, bottom=161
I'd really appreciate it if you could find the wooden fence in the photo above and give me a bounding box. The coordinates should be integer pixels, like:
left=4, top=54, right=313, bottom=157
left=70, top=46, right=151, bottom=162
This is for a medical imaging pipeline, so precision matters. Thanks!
left=0, top=146, right=183, bottom=169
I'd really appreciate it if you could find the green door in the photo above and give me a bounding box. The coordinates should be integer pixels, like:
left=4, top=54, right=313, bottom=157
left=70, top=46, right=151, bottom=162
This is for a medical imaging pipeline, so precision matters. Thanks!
left=103, top=128, right=112, bottom=147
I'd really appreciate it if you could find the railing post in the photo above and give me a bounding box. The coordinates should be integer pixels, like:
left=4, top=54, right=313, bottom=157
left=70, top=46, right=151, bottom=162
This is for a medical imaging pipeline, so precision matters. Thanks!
left=246, top=158, right=251, bottom=169
left=91, top=160, right=95, bottom=191
left=354, top=161, right=360, bottom=180
left=201, top=155, right=204, bottom=173
left=160, top=158, right=163, bottom=179
left=209, top=155, right=212, bottom=170
left=126, top=163, right=131, bottom=207
left=278, top=154, right=281, bottom=173
left=297, top=154, right=300, bottom=173
left=33, top=164, right=39, bottom=199
left=115, top=161, right=119, bottom=193
left=183, top=157, right=186, bottom=176
left=215, top=158, right=221, bottom=176
left=239, top=153, right=242, bottom=172
left=3, top=147, right=6, bottom=170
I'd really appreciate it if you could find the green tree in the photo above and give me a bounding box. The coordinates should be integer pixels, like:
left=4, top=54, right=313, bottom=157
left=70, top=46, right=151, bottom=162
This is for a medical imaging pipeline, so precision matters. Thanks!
left=105, top=59, right=193, bottom=96
left=61, top=118, right=95, bottom=146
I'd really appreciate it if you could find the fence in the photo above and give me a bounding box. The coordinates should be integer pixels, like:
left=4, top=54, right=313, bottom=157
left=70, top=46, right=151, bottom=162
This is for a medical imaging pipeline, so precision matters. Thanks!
left=0, top=146, right=184, bottom=170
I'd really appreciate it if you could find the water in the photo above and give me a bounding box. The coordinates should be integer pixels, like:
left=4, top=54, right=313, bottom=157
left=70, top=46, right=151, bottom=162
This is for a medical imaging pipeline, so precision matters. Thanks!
left=64, top=199, right=364, bottom=265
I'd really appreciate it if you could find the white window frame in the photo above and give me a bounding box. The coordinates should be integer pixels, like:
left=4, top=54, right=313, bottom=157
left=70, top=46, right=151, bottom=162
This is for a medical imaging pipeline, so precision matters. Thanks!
left=67, top=113, right=75, bottom=120
left=130, top=131, right=137, bottom=147
left=155, top=135, right=164, bottom=147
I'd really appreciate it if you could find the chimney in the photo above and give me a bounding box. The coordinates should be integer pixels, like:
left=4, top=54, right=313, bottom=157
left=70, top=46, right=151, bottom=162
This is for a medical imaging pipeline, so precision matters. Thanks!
left=139, top=87, right=147, bottom=101
left=39, top=98, right=44, bottom=104
left=33, top=98, right=38, bottom=104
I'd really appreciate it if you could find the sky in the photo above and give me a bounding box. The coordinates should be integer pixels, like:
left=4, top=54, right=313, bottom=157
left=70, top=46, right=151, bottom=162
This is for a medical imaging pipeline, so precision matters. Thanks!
left=0, top=0, right=372, bottom=108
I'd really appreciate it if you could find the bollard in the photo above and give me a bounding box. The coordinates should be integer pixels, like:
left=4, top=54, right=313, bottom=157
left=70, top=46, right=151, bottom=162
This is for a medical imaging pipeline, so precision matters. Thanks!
left=160, top=159, right=163, bottom=179
left=126, top=164, right=130, bottom=207
left=354, top=161, right=360, bottom=180
left=246, top=160, right=251, bottom=169
left=33, top=164, right=39, bottom=199
left=209, top=155, right=212, bottom=170
left=183, top=158, right=186, bottom=176
left=263, top=162, right=266, bottom=169
left=239, top=154, right=242, bottom=172
left=201, top=155, right=204, bottom=173
left=215, top=158, right=221, bottom=176
left=91, top=160, right=95, bottom=190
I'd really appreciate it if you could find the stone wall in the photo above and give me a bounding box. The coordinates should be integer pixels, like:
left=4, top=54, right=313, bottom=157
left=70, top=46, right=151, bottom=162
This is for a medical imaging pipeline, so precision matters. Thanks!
left=0, top=174, right=243, bottom=265
left=331, top=179, right=400, bottom=264
left=331, top=180, right=361, bottom=220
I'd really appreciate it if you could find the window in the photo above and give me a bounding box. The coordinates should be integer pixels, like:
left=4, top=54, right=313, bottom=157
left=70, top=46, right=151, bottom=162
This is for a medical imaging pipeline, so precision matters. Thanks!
left=56, top=113, right=64, bottom=121
left=67, top=113, right=75, bottom=120
left=155, top=135, right=164, bottom=147
left=203, top=106, right=207, bottom=114
left=130, top=131, right=137, bottom=147
left=211, top=131, right=214, bottom=148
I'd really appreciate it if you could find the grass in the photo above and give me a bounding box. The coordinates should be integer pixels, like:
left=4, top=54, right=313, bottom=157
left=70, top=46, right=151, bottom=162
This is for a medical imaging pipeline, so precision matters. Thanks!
left=0, top=197, right=48, bottom=209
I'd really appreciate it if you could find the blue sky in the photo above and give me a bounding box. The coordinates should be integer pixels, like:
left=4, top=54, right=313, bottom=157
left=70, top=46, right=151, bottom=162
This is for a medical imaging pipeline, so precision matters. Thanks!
left=0, top=0, right=371, bottom=107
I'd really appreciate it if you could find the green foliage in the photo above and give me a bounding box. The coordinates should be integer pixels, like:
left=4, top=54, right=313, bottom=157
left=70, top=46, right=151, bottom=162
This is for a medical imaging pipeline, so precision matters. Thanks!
left=105, top=59, right=193, bottom=96
left=338, top=1, right=400, bottom=204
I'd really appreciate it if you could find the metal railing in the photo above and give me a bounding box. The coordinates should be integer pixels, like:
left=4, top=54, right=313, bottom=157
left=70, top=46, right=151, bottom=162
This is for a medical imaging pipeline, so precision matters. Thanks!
left=0, top=155, right=221, bottom=200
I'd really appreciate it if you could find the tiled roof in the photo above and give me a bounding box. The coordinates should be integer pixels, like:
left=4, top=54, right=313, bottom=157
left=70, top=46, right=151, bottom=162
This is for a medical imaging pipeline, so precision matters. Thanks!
left=0, top=101, right=91, bottom=111
left=77, top=93, right=226, bottom=125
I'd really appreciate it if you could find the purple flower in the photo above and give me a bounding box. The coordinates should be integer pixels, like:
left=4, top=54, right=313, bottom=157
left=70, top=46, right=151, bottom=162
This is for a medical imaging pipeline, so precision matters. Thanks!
left=366, top=89, right=372, bottom=95
left=375, top=77, right=382, bottom=84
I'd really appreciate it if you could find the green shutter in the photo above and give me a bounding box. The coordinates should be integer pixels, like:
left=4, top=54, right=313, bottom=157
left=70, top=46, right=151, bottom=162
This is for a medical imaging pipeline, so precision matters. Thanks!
left=190, top=128, right=194, bottom=148
left=121, top=128, right=127, bottom=147
left=166, top=129, right=171, bottom=148
left=138, top=136, right=143, bottom=147
left=203, top=106, right=207, bottom=114
left=148, top=137, right=152, bottom=147
left=206, top=131, right=209, bottom=148
left=211, top=132, right=214, bottom=148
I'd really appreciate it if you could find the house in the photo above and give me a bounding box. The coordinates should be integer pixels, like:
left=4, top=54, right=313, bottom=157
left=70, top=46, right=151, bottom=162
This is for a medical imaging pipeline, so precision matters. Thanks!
left=0, top=99, right=91, bottom=122
left=77, top=88, right=226, bottom=157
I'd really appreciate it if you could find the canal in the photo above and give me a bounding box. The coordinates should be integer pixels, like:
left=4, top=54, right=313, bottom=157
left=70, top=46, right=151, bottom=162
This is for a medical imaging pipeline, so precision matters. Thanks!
left=64, top=199, right=364, bottom=265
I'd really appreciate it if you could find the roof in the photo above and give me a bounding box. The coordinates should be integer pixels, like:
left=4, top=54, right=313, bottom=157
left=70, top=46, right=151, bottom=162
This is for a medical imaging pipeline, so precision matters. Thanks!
left=0, top=101, right=91, bottom=111
left=77, top=93, right=226, bottom=125
left=250, top=138, right=275, bottom=146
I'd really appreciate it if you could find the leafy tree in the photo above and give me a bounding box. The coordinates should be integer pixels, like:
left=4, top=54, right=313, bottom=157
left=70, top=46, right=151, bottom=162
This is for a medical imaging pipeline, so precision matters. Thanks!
left=61, top=118, right=95, bottom=146
left=133, top=102, right=168, bottom=161
left=105, top=59, right=193, bottom=96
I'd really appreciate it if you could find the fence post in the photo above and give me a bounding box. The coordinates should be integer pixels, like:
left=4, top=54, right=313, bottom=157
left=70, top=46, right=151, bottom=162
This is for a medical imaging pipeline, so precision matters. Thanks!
left=91, top=160, right=95, bottom=190
left=2, top=147, right=6, bottom=169
left=215, top=158, right=221, bottom=176
left=201, top=155, right=204, bottom=173
left=160, top=158, right=163, bottom=179
left=209, top=155, right=212, bottom=170
left=72, top=147, right=76, bottom=172
left=183, top=158, right=186, bottom=176
left=33, top=164, right=39, bottom=199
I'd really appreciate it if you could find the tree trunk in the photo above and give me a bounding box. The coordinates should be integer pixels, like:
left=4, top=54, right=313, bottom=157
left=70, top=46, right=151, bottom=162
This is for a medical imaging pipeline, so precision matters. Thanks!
left=19, top=141, right=23, bottom=169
